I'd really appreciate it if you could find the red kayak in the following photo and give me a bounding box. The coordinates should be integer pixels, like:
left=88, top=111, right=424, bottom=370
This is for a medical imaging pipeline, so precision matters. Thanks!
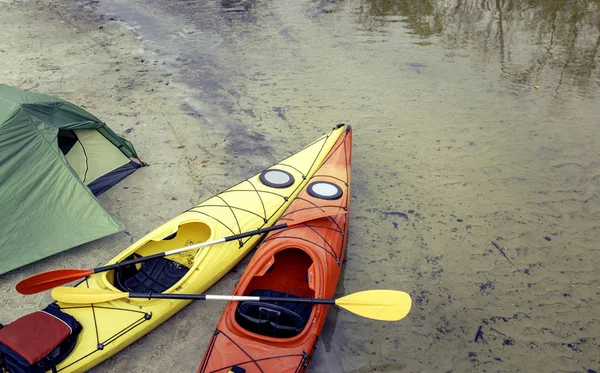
left=198, top=125, right=352, bottom=373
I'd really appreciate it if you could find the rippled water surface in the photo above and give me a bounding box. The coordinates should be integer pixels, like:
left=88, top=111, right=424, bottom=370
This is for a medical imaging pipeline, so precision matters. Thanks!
left=77, top=0, right=599, bottom=371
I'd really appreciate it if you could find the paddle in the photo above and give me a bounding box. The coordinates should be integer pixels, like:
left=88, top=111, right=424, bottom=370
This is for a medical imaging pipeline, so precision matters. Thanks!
left=16, top=210, right=346, bottom=295
left=52, top=288, right=412, bottom=321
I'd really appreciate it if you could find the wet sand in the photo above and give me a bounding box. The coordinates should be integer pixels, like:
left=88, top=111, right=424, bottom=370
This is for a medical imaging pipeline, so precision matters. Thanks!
left=1, top=0, right=600, bottom=372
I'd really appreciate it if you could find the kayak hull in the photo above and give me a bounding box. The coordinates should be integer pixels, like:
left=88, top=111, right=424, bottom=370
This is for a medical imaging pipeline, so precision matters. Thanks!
left=198, top=126, right=352, bottom=373
left=49, top=125, right=347, bottom=373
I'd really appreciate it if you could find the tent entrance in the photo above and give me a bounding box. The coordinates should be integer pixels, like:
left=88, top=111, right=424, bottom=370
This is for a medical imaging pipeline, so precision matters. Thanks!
left=57, top=129, right=142, bottom=195
left=61, top=129, right=131, bottom=184
left=57, top=130, right=78, bottom=155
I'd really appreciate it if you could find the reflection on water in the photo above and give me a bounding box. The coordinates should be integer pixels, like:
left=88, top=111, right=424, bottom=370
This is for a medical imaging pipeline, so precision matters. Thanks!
left=342, top=0, right=600, bottom=95
left=77, top=0, right=600, bottom=372
left=351, top=0, right=443, bottom=37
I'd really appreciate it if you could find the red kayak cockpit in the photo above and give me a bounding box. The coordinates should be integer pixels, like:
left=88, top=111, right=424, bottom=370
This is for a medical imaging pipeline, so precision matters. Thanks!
left=234, top=248, right=317, bottom=339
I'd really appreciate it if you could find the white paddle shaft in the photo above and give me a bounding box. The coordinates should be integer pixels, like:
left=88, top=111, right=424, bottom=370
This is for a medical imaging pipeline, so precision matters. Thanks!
left=205, top=295, right=260, bottom=301
left=164, top=237, right=226, bottom=256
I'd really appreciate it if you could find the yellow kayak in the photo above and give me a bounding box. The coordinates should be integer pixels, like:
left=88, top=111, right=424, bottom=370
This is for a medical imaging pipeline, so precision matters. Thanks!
left=49, top=125, right=346, bottom=372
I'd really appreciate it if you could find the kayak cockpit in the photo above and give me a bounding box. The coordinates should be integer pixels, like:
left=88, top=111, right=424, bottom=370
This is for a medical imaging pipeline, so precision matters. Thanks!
left=113, top=254, right=189, bottom=293
left=108, top=221, right=212, bottom=293
left=235, top=248, right=316, bottom=338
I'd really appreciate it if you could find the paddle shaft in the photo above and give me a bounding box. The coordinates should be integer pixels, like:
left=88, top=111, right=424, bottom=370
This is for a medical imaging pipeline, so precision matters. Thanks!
left=126, top=292, right=336, bottom=304
left=51, top=288, right=411, bottom=321
left=93, top=223, right=290, bottom=273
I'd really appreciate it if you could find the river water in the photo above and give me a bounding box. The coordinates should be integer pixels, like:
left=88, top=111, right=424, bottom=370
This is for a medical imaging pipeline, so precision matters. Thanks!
left=75, top=0, right=599, bottom=371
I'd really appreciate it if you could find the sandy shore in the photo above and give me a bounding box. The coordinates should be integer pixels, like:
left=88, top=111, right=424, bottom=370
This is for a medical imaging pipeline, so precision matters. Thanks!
left=0, top=1, right=237, bottom=371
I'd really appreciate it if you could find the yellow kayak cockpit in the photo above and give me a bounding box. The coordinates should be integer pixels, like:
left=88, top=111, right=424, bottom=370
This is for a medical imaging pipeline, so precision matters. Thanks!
left=105, top=221, right=212, bottom=294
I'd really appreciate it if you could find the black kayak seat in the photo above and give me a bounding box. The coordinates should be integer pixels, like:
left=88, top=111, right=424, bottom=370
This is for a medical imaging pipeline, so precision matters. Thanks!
left=235, top=289, right=312, bottom=338
left=115, top=254, right=189, bottom=293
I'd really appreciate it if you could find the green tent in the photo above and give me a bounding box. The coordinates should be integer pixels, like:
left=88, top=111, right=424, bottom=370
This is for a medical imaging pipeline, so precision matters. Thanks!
left=0, top=84, right=143, bottom=275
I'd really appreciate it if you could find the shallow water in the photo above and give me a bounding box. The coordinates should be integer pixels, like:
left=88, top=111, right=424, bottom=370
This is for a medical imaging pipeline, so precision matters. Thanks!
left=75, top=0, right=599, bottom=371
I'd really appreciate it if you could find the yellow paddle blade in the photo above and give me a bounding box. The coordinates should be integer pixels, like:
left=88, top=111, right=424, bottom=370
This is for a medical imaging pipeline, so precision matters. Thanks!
left=335, top=290, right=412, bottom=321
left=52, top=287, right=129, bottom=304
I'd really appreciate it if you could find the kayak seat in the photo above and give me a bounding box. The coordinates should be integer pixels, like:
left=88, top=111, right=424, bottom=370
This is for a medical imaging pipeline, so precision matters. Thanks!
left=235, top=289, right=312, bottom=338
left=115, top=254, right=189, bottom=293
